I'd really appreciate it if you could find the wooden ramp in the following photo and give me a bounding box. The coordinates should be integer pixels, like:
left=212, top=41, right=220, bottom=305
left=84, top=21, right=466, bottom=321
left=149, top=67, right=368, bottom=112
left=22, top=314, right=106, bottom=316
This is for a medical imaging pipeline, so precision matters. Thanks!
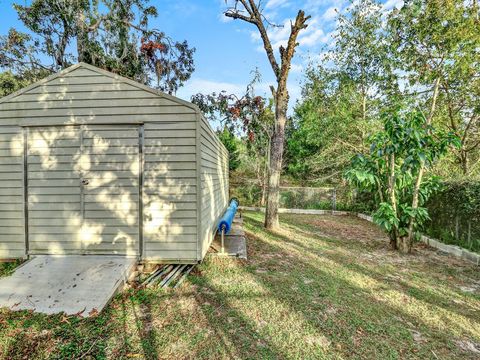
left=211, top=216, right=247, bottom=259
left=0, top=256, right=136, bottom=317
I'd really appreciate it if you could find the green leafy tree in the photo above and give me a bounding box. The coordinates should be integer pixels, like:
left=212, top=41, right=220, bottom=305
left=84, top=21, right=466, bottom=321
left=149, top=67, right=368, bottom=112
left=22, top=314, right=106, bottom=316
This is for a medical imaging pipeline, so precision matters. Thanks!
left=217, top=128, right=241, bottom=171
left=388, top=0, right=480, bottom=176
left=192, top=70, right=274, bottom=205
left=286, top=0, right=388, bottom=184
left=225, top=1, right=310, bottom=229
left=346, top=109, right=459, bottom=252
left=0, top=0, right=195, bottom=95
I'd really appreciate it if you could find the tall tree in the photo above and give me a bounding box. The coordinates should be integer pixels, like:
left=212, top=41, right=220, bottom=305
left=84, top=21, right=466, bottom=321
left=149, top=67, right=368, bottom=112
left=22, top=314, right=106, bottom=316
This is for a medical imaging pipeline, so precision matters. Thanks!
left=388, top=0, right=480, bottom=243
left=285, top=0, right=389, bottom=184
left=191, top=70, right=274, bottom=205
left=0, top=0, right=195, bottom=95
left=225, top=0, right=310, bottom=229
left=388, top=0, right=480, bottom=177
left=333, top=0, right=386, bottom=124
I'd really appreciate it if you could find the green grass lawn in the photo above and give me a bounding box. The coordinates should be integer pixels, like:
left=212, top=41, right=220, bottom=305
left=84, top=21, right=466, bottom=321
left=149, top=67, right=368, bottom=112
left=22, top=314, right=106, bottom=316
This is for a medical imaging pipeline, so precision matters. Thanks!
left=1, top=212, right=479, bottom=359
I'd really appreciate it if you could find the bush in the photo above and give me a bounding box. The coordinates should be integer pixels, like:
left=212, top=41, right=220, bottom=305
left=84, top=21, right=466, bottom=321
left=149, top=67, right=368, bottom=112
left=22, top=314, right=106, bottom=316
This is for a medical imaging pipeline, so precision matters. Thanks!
left=424, top=181, right=480, bottom=253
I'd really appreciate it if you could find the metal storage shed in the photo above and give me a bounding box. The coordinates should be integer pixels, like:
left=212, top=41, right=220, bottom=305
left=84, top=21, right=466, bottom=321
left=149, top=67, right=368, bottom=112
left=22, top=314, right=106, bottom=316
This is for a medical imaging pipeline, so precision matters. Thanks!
left=0, top=63, right=229, bottom=263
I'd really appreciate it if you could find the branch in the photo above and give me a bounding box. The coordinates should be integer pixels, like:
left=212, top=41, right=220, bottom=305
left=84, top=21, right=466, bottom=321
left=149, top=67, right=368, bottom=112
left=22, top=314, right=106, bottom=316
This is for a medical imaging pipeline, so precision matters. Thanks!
left=276, top=10, right=310, bottom=89
left=224, top=0, right=281, bottom=79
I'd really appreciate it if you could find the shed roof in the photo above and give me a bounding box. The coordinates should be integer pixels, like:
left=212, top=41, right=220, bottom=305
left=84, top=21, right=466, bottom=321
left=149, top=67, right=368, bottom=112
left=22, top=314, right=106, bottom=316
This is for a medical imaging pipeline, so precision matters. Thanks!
left=0, top=62, right=199, bottom=112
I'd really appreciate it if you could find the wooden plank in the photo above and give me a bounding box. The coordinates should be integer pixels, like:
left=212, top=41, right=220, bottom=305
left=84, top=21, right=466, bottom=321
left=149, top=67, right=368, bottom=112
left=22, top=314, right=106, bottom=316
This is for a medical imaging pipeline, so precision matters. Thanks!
left=0, top=127, right=22, bottom=134
left=0, top=210, right=23, bottom=219
left=83, top=138, right=138, bottom=147
left=28, top=171, right=79, bottom=180
left=28, top=179, right=79, bottom=187
left=0, top=171, right=23, bottom=180
left=83, top=129, right=139, bottom=139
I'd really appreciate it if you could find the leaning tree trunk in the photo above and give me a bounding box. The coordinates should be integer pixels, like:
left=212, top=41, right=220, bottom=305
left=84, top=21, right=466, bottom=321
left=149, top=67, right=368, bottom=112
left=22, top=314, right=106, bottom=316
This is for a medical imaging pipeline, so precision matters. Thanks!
left=265, top=95, right=288, bottom=229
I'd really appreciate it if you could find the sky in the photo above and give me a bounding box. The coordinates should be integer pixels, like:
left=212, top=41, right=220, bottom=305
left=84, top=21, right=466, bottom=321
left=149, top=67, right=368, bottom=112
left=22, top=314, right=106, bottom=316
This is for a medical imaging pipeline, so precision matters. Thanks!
left=0, top=0, right=404, bottom=111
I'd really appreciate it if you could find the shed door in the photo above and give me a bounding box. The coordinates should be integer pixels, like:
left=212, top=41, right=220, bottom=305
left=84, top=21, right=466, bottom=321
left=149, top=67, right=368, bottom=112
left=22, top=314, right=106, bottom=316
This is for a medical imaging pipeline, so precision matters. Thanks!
left=27, top=125, right=141, bottom=255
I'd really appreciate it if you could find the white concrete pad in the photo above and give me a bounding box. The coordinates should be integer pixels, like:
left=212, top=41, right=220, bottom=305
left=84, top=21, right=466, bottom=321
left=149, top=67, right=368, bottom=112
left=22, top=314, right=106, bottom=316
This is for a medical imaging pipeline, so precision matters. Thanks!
left=0, top=256, right=136, bottom=316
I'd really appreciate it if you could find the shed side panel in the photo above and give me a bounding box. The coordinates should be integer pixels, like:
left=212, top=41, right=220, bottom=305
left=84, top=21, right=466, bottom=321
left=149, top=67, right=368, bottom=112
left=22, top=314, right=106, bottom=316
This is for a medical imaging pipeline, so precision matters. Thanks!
left=0, top=126, right=25, bottom=258
left=143, top=121, right=198, bottom=262
left=199, top=116, right=229, bottom=259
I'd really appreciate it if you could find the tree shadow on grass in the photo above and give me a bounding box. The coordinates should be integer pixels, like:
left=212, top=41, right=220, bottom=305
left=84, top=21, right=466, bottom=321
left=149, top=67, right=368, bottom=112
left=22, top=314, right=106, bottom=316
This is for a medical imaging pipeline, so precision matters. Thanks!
left=247, top=214, right=480, bottom=319
left=279, top=215, right=480, bottom=315
left=129, top=296, right=159, bottom=360
left=239, top=213, right=480, bottom=358
left=189, top=270, right=290, bottom=359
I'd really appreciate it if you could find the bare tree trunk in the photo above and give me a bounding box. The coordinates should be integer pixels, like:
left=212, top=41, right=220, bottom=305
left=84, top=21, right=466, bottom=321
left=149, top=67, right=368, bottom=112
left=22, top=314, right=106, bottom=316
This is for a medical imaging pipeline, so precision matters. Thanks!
left=260, top=137, right=271, bottom=206
left=76, top=10, right=88, bottom=63
left=265, top=99, right=288, bottom=228
left=404, top=77, right=441, bottom=252
left=225, top=2, right=310, bottom=230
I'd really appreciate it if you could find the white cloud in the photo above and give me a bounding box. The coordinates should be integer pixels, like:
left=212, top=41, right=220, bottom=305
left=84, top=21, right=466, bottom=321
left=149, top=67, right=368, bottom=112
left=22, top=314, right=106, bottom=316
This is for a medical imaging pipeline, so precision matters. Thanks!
left=290, top=63, right=303, bottom=73
left=299, top=28, right=326, bottom=47
left=265, top=0, right=291, bottom=9
left=383, top=0, right=404, bottom=10
left=323, top=6, right=338, bottom=20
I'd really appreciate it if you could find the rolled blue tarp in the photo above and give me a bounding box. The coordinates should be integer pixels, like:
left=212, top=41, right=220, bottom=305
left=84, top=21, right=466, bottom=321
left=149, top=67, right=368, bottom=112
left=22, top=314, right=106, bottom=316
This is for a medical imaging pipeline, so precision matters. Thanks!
left=218, top=199, right=239, bottom=234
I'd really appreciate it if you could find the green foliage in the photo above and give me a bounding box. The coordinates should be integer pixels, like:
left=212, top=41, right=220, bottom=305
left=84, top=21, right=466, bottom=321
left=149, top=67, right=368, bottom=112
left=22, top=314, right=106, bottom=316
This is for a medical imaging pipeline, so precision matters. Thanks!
left=0, top=0, right=195, bottom=95
left=345, top=109, right=459, bottom=244
left=387, top=0, right=480, bottom=177
left=217, top=128, right=241, bottom=171
left=0, top=71, right=29, bottom=97
left=425, top=181, right=480, bottom=252
left=285, top=0, right=388, bottom=184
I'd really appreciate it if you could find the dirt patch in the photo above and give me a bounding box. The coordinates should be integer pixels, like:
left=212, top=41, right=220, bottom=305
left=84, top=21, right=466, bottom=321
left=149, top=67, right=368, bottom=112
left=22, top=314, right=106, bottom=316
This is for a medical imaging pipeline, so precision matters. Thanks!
left=289, top=214, right=388, bottom=244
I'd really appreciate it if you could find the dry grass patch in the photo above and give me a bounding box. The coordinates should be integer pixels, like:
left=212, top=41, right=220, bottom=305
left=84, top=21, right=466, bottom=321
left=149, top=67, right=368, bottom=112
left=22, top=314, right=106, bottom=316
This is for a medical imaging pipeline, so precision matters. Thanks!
left=0, top=212, right=479, bottom=359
